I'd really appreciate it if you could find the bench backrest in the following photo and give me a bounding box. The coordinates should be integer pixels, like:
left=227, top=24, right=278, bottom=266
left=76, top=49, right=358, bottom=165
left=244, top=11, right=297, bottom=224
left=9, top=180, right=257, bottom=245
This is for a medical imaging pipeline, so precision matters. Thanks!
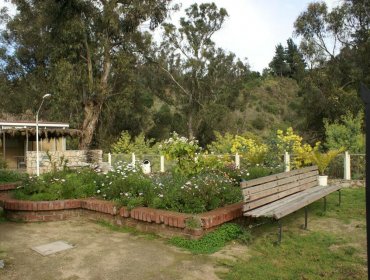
left=240, top=166, right=319, bottom=212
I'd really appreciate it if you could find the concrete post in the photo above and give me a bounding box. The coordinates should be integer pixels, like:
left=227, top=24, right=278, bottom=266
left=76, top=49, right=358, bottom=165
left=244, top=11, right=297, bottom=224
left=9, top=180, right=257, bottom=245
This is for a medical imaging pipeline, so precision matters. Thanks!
left=235, top=153, right=240, bottom=169
left=108, top=153, right=112, bottom=167
left=160, top=155, right=165, bottom=173
left=132, top=153, right=136, bottom=167
left=344, top=151, right=351, bottom=180
left=284, top=151, right=291, bottom=172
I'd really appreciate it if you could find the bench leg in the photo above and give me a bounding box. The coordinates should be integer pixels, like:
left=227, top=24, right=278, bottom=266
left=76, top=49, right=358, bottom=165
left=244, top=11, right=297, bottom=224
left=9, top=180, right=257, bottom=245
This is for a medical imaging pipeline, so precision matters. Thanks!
left=304, top=207, right=308, bottom=230
left=277, top=220, right=282, bottom=244
left=323, top=196, right=327, bottom=212
left=338, top=190, right=341, bottom=206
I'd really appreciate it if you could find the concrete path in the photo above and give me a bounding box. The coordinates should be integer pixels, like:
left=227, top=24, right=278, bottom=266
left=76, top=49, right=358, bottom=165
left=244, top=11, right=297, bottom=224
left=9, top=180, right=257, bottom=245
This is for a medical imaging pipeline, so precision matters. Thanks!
left=0, top=219, right=242, bottom=280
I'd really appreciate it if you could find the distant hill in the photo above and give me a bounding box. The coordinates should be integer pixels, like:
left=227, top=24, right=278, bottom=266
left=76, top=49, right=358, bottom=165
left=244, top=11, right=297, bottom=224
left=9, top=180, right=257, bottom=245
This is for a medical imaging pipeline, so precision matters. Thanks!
left=217, top=77, right=303, bottom=138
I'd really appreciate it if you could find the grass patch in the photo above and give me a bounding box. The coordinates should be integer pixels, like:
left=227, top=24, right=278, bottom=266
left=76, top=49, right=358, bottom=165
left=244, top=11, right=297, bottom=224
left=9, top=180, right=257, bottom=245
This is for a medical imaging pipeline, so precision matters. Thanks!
left=217, top=188, right=366, bottom=280
left=169, top=223, right=243, bottom=254
left=219, top=231, right=366, bottom=280
left=96, top=220, right=158, bottom=240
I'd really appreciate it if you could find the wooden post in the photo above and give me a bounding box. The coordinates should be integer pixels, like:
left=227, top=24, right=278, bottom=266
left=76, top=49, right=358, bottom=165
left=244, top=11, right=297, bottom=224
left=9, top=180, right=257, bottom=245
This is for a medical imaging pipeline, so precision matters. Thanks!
left=160, top=155, right=165, bottom=172
left=284, top=151, right=291, bottom=172
left=25, top=129, right=29, bottom=164
left=235, top=153, right=240, bottom=169
left=359, top=83, right=370, bottom=279
left=344, top=151, right=351, bottom=180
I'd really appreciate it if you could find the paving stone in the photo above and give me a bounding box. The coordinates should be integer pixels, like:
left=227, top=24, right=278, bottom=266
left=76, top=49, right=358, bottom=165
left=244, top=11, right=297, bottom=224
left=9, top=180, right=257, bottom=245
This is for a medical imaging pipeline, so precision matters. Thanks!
left=31, top=240, right=73, bottom=256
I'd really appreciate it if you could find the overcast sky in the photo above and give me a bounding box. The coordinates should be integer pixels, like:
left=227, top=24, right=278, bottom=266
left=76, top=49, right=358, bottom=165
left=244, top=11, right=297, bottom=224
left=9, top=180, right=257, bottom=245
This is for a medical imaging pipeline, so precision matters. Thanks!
left=0, top=0, right=340, bottom=72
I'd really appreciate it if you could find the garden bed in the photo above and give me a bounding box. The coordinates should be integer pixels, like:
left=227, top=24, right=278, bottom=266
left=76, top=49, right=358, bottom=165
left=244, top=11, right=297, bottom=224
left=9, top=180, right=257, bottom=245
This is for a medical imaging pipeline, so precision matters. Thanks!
left=0, top=194, right=243, bottom=238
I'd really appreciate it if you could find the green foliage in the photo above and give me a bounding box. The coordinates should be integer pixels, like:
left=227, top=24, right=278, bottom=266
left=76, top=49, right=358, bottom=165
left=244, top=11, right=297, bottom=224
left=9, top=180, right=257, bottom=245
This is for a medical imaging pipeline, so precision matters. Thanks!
left=310, top=146, right=344, bottom=175
left=13, top=169, right=99, bottom=201
left=169, top=223, right=243, bottom=254
left=185, top=217, right=203, bottom=229
left=0, top=169, right=28, bottom=183
left=14, top=160, right=246, bottom=214
left=111, top=131, right=155, bottom=154
left=207, top=131, right=235, bottom=154
left=160, top=132, right=202, bottom=176
left=0, top=156, right=7, bottom=169
left=324, top=112, right=365, bottom=153
left=269, top=44, right=290, bottom=77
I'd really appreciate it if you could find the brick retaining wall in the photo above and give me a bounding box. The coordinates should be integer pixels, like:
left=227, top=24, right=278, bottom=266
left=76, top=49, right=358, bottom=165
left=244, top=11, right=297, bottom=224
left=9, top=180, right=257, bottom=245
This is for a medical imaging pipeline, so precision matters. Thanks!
left=0, top=182, right=20, bottom=191
left=0, top=193, right=243, bottom=238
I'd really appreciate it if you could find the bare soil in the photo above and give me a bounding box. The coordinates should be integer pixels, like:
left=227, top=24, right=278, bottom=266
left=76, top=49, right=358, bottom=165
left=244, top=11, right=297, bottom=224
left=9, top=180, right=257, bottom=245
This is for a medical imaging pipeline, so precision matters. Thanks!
left=0, top=219, right=246, bottom=280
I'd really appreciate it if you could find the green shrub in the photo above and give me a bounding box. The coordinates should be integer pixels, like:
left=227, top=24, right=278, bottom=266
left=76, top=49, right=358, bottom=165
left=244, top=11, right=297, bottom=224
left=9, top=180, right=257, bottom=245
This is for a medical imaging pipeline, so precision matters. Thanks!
left=13, top=169, right=99, bottom=200
left=169, top=223, right=243, bottom=254
left=0, top=156, right=7, bottom=169
left=0, top=169, right=28, bottom=183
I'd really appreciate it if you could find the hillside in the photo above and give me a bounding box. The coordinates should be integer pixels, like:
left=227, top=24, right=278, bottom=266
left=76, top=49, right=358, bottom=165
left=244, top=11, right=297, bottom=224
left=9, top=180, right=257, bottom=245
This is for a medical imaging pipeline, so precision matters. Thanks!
left=215, top=77, right=303, bottom=138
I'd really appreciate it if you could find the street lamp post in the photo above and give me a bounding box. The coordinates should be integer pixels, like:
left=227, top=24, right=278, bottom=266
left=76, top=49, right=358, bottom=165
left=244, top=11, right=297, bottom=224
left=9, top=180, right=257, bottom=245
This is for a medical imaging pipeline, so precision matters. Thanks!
left=360, top=83, right=370, bottom=280
left=36, top=93, right=51, bottom=176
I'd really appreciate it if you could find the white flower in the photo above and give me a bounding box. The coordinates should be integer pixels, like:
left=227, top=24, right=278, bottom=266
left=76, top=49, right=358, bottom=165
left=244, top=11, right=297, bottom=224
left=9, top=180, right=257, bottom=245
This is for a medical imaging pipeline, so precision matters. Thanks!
left=139, top=192, right=143, bottom=196
left=158, top=194, right=164, bottom=198
left=247, top=173, right=250, bottom=176
left=97, top=190, right=101, bottom=193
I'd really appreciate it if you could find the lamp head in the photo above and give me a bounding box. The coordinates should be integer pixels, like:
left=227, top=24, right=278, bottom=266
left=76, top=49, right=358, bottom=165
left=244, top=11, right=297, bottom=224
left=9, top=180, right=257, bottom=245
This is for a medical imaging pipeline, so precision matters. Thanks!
left=42, top=93, right=51, bottom=99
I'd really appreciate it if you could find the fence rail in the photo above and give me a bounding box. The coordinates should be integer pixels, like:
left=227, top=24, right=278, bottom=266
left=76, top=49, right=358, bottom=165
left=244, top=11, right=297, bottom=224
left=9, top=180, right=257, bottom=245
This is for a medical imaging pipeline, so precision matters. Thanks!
left=103, top=151, right=365, bottom=180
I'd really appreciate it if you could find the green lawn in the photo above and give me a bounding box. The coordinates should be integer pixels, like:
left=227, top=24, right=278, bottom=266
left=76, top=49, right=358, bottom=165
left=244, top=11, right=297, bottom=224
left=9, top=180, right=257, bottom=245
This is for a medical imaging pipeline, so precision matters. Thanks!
left=217, top=188, right=367, bottom=280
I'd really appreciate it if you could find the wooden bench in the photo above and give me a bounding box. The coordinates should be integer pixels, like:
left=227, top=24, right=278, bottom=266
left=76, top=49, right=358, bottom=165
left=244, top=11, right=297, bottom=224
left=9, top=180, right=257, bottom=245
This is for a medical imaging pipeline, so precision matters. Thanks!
left=240, top=166, right=342, bottom=242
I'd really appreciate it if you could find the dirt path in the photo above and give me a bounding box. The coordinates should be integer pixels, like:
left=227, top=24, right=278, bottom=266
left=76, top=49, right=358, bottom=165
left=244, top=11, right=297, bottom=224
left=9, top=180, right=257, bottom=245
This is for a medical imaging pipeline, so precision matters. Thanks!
left=0, top=220, right=238, bottom=280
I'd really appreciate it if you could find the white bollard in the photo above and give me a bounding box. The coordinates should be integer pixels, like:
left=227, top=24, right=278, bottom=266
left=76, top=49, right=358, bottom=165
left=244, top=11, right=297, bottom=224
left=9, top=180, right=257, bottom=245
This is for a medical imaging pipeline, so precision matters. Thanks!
left=284, top=151, right=290, bottom=172
left=344, top=151, right=351, bottom=180
left=108, top=153, right=112, bottom=167
left=132, top=153, right=136, bottom=167
left=160, top=155, right=165, bottom=173
left=235, top=153, right=240, bottom=169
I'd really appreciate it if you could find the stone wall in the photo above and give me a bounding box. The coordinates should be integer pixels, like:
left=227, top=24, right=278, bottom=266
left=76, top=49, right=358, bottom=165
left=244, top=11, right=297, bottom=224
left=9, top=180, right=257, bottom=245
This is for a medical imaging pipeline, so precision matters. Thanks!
left=26, top=150, right=103, bottom=174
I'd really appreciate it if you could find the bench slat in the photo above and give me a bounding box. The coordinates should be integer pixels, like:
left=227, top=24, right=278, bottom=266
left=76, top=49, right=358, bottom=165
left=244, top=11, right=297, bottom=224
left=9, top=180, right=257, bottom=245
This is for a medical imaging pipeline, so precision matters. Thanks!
left=244, top=175, right=317, bottom=202
left=244, top=185, right=329, bottom=217
left=243, top=170, right=318, bottom=197
left=243, top=180, right=317, bottom=212
left=240, top=166, right=318, bottom=189
left=271, top=185, right=341, bottom=219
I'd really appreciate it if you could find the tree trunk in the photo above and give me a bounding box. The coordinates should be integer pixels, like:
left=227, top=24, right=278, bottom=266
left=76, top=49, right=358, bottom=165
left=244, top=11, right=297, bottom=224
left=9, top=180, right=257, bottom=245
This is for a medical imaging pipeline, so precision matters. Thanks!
left=79, top=100, right=103, bottom=150
left=188, top=113, right=194, bottom=140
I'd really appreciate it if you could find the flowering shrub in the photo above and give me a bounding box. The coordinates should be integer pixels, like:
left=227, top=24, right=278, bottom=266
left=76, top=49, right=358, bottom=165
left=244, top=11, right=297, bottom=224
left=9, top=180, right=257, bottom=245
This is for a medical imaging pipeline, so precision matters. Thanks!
left=95, top=162, right=156, bottom=209
left=207, top=132, right=268, bottom=165
left=149, top=170, right=242, bottom=213
left=13, top=161, right=243, bottom=214
left=231, top=136, right=268, bottom=165
left=160, top=132, right=202, bottom=176
left=221, top=164, right=283, bottom=183
left=276, top=127, right=314, bottom=168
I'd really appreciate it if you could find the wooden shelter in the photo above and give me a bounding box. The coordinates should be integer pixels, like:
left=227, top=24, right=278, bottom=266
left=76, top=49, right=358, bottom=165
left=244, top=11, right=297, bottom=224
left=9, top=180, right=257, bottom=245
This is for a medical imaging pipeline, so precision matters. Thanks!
left=0, top=121, right=81, bottom=169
